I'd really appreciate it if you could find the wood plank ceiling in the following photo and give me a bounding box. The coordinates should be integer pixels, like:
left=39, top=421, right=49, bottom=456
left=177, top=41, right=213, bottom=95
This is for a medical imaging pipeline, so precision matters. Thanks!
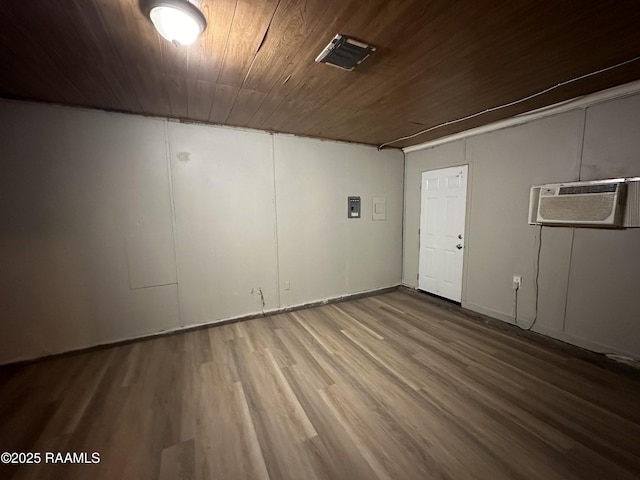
left=1, top=0, right=640, bottom=149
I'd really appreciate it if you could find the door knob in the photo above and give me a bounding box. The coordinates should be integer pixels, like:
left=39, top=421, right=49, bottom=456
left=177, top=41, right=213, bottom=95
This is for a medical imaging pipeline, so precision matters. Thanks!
left=456, top=244, right=463, bottom=250
left=458, top=234, right=463, bottom=239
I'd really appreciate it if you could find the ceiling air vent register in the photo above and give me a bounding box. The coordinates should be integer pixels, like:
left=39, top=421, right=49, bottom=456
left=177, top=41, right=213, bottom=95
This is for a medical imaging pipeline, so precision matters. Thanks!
left=315, top=34, right=376, bottom=71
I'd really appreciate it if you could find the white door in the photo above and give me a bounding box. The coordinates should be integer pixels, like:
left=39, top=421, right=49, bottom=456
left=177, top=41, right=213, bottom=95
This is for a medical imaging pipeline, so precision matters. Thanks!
left=418, top=165, right=468, bottom=302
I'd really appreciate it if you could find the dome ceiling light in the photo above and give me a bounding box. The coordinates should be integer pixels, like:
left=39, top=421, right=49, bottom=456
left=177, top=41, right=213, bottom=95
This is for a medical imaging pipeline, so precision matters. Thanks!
left=142, top=0, right=207, bottom=46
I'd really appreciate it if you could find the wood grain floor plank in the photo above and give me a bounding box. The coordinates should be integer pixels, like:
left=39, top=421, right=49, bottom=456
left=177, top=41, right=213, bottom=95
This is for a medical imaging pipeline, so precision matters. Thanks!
left=231, top=345, right=320, bottom=480
left=318, top=383, right=432, bottom=480
left=158, top=438, right=195, bottom=480
left=282, top=363, right=379, bottom=480
left=194, top=359, right=268, bottom=480
left=274, top=325, right=334, bottom=389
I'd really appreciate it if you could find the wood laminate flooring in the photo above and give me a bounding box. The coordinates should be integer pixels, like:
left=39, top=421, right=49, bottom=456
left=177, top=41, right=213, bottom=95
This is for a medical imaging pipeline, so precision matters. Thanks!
left=1, top=291, right=639, bottom=480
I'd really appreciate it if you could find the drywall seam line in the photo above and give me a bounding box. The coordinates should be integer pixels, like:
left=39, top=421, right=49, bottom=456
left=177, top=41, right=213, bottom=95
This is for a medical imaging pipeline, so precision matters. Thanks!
left=562, top=230, right=575, bottom=334
left=562, top=107, right=588, bottom=333
left=130, top=282, right=179, bottom=291
left=164, top=120, right=184, bottom=326
left=271, top=134, right=282, bottom=309
left=345, top=151, right=350, bottom=292
left=577, top=107, right=588, bottom=181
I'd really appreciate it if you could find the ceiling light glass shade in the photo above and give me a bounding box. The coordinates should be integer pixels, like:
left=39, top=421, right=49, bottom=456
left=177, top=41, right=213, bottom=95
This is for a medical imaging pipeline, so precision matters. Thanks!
left=146, top=1, right=207, bottom=46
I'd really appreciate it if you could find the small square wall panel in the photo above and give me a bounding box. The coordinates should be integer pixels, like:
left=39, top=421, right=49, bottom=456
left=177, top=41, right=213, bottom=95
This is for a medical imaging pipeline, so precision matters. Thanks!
left=373, top=196, right=386, bottom=220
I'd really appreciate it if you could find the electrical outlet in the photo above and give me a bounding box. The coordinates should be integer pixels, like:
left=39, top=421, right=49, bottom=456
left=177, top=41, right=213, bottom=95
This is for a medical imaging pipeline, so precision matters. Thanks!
left=512, top=275, right=522, bottom=289
left=284, top=281, right=290, bottom=291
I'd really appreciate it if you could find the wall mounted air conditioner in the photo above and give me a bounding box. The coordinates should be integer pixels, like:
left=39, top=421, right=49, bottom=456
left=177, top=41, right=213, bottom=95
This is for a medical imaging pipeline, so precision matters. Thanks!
left=528, top=178, right=640, bottom=228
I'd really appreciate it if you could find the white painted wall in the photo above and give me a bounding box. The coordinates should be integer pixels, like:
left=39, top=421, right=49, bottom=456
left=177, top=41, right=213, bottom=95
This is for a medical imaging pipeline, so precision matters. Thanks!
left=0, top=100, right=403, bottom=364
left=563, top=94, right=640, bottom=356
left=274, top=136, right=404, bottom=307
left=404, top=92, right=640, bottom=359
left=0, top=102, right=180, bottom=363
left=167, top=123, right=279, bottom=325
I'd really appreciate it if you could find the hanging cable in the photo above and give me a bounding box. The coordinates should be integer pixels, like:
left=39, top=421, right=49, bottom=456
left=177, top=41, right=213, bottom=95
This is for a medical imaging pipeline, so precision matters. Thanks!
left=514, top=283, right=520, bottom=326
left=525, top=224, right=544, bottom=331
left=378, top=54, right=640, bottom=150
left=515, top=225, right=543, bottom=331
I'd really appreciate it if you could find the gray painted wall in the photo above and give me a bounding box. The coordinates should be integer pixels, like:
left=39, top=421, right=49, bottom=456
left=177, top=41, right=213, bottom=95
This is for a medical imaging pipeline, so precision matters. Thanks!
left=564, top=95, right=640, bottom=356
left=168, top=123, right=279, bottom=326
left=404, top=93, right=640, bottom=358
left=274, top=135, right=404, bottom=307
left=0, top=100, right=403, bottom=364
left=0, top=103, right=180, bottom=363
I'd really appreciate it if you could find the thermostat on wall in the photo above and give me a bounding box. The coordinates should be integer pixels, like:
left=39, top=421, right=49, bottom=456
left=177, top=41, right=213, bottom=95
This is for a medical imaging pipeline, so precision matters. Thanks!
left=348, top=196, right=361, bottom=218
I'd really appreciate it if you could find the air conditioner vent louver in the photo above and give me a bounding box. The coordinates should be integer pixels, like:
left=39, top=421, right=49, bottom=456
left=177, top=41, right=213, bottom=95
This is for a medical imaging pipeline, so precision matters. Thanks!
left=315, top=34, right=376, bottom=71
left=539, top=195, right=616, bottom=222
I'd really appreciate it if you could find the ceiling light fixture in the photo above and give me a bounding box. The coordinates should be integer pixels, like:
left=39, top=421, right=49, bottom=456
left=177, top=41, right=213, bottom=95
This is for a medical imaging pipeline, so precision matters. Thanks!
left=142, top=0, right=207, bottom=46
